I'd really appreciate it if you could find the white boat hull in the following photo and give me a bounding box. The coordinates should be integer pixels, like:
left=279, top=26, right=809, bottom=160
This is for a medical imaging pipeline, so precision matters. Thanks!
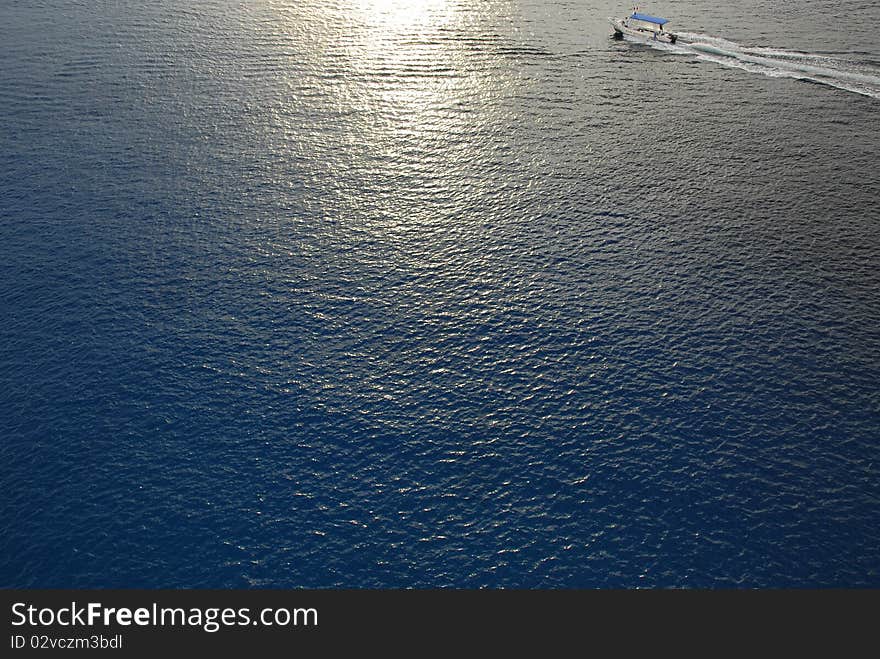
left=610, top=17, right=677, bottom=44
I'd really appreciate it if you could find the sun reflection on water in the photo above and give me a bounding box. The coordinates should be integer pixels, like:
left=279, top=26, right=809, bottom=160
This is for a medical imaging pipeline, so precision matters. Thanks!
left=343, top=0, right=469, bottom=145
left=353, top=0, right=455, bottom=30
left=266, top=0, right=512, bottom=235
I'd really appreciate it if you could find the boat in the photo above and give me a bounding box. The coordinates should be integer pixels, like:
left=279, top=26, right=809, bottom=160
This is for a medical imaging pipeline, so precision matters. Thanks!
left=610, top=8, right=677, bottom=44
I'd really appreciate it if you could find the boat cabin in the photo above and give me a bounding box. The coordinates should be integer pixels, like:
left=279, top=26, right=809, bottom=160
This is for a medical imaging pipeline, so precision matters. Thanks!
left=628, top=12, right=669, bottom=33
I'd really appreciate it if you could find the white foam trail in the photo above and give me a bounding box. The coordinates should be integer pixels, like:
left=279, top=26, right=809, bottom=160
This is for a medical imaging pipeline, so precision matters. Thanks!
left=640, top=30, right=880, bottom=99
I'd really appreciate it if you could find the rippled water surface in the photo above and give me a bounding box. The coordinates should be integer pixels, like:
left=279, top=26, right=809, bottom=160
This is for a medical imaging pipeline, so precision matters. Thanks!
left=2, top=0, right=879, bottom=587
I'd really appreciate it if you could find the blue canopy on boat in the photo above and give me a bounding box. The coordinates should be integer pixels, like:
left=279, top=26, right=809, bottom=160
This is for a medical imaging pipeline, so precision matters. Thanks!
left=630, top=13, right=669, bottom=25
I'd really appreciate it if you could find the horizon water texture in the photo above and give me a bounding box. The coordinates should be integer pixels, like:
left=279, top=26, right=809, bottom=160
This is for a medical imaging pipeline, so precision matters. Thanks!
left=2, top=0, right=879, bottom=588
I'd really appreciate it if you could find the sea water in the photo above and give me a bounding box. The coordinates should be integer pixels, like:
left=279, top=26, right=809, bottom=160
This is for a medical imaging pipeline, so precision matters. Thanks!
left=2, top=0, right=879, bottom=587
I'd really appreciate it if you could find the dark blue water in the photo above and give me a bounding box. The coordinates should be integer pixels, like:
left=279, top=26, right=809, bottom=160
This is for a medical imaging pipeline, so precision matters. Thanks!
left=2, top=0, right=879, bottom=587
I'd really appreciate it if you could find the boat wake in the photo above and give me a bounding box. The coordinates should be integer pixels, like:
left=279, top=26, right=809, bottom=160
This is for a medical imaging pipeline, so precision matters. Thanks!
left=640, top=31, right=880, bottom=99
